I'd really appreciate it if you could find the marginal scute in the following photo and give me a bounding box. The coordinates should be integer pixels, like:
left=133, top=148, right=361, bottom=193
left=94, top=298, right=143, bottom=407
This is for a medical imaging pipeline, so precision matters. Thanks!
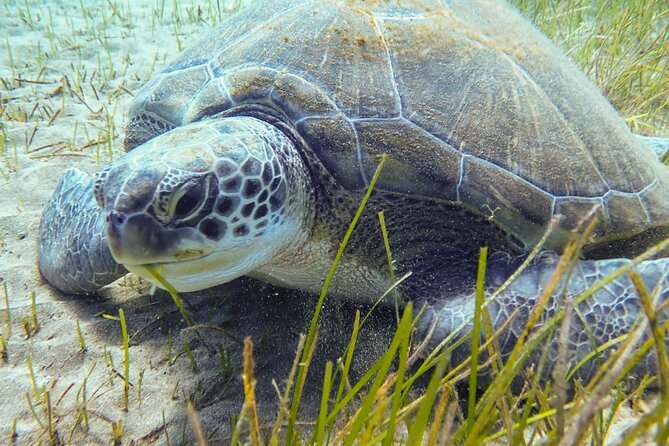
left=458, top=156, right=553, bottom=248
left=603, top=192, right=650, bottom=233
left=355, top=119, right=461, bottom=199
left=272, top=72, right=339, bottom=120
left=184, top=79, right=233, bottom=123
left=163, top=0, right=271, bottom=74
left=640, top=180, right=669, bottom=224
left=127, top=74, right=163, bottom=119
left=144, top=65, right=211, bottom=125
left=553, top=197, right=607, bottom=238
left=124, top=111, right=175, bottom=151
left=297, top=116, right=364, bottom=189
left=219, top=67, right=340, bottom=122
left=225, top=66, right=279, bottom=103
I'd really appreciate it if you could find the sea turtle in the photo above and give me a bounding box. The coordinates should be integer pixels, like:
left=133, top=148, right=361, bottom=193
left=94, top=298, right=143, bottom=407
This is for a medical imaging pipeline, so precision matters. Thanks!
left=38, top=0, right=669, bottom=381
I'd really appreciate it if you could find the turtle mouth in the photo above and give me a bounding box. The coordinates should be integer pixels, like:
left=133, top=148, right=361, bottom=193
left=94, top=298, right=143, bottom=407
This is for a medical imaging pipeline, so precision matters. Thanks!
left=140, top=252, right=213, bottom=268
left=123, top=246, right=261, bottom=293
left=118, top=248, right=212, bottom=269
left=154, top=249, right=209, bottom=265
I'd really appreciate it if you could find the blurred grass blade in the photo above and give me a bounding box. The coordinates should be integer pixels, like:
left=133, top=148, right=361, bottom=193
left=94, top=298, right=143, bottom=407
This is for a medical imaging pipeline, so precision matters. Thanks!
left=286, top=154, right=387, bottom=441
left=142, top=265, right=194, bottom=326
left=314, top=361, right=333, bottom=445
left=407, top=355, right=448, bottom=445
left=333, top=311, right=360, bottom=412
left=466, top=246, right=487, bottom=435
left=340, top=303, right=413, bottom=445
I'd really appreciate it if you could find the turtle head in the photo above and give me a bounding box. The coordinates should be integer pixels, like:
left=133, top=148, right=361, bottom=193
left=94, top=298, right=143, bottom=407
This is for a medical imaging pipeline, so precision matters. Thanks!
left=94, top=117, right=314, bottom=292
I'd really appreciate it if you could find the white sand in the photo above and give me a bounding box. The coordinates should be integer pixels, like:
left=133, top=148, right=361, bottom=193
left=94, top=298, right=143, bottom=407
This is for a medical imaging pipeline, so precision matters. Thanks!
left=0, top=0, right=663, bottom=444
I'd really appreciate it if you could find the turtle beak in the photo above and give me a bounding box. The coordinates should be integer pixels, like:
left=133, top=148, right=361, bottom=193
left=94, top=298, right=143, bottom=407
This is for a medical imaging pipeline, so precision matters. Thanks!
left=106, top=211, right=192, bottom=265
left=107, top=211, right=162, bottom=263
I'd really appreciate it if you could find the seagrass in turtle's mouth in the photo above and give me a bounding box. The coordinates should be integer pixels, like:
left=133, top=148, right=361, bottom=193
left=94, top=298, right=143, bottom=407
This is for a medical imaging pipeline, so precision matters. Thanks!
left=123, top=248, right=261, bottom=293
left=133, top=249, right=211, bottom=268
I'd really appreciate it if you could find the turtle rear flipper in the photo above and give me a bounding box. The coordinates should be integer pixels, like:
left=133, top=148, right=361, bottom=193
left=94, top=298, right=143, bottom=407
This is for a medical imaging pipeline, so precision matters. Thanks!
left=419, top=255, right=669, bottom=383
left=38, top=169, right=127, bottom=295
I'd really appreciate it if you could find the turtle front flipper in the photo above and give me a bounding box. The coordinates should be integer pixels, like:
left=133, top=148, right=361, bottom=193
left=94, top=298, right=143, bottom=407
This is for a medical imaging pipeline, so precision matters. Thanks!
left=38, top=168, right=127, bottom=294
left=419, top=255, right=669, bottom=383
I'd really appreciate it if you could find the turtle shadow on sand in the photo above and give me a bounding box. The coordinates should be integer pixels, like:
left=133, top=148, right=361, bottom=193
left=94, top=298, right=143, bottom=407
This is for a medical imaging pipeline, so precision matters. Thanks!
left=47, top=274, right=397, bottom=441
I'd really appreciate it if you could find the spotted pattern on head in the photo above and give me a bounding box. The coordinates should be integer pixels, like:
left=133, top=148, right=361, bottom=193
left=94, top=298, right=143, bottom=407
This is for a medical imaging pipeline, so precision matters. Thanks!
left=203, top=129, right=289, bottom=242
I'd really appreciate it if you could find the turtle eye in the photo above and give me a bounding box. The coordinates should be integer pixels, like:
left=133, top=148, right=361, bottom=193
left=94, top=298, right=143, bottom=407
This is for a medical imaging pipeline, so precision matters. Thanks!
left=170, top=177, right=208, bottom=221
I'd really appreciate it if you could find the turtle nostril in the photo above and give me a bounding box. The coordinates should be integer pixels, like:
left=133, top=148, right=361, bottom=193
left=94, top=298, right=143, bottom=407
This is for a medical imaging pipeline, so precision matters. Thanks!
left=108, top=211, right=126, bottom=226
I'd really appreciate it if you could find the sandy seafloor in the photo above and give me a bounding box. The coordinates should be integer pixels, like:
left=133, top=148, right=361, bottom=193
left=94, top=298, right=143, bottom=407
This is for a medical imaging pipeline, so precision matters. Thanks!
left=0, top=0, right=664, bottom=444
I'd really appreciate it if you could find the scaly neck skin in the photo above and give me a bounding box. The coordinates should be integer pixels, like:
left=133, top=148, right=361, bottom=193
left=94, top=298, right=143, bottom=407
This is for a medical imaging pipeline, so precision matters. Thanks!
left=250, top=116, right=317, bottom=268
